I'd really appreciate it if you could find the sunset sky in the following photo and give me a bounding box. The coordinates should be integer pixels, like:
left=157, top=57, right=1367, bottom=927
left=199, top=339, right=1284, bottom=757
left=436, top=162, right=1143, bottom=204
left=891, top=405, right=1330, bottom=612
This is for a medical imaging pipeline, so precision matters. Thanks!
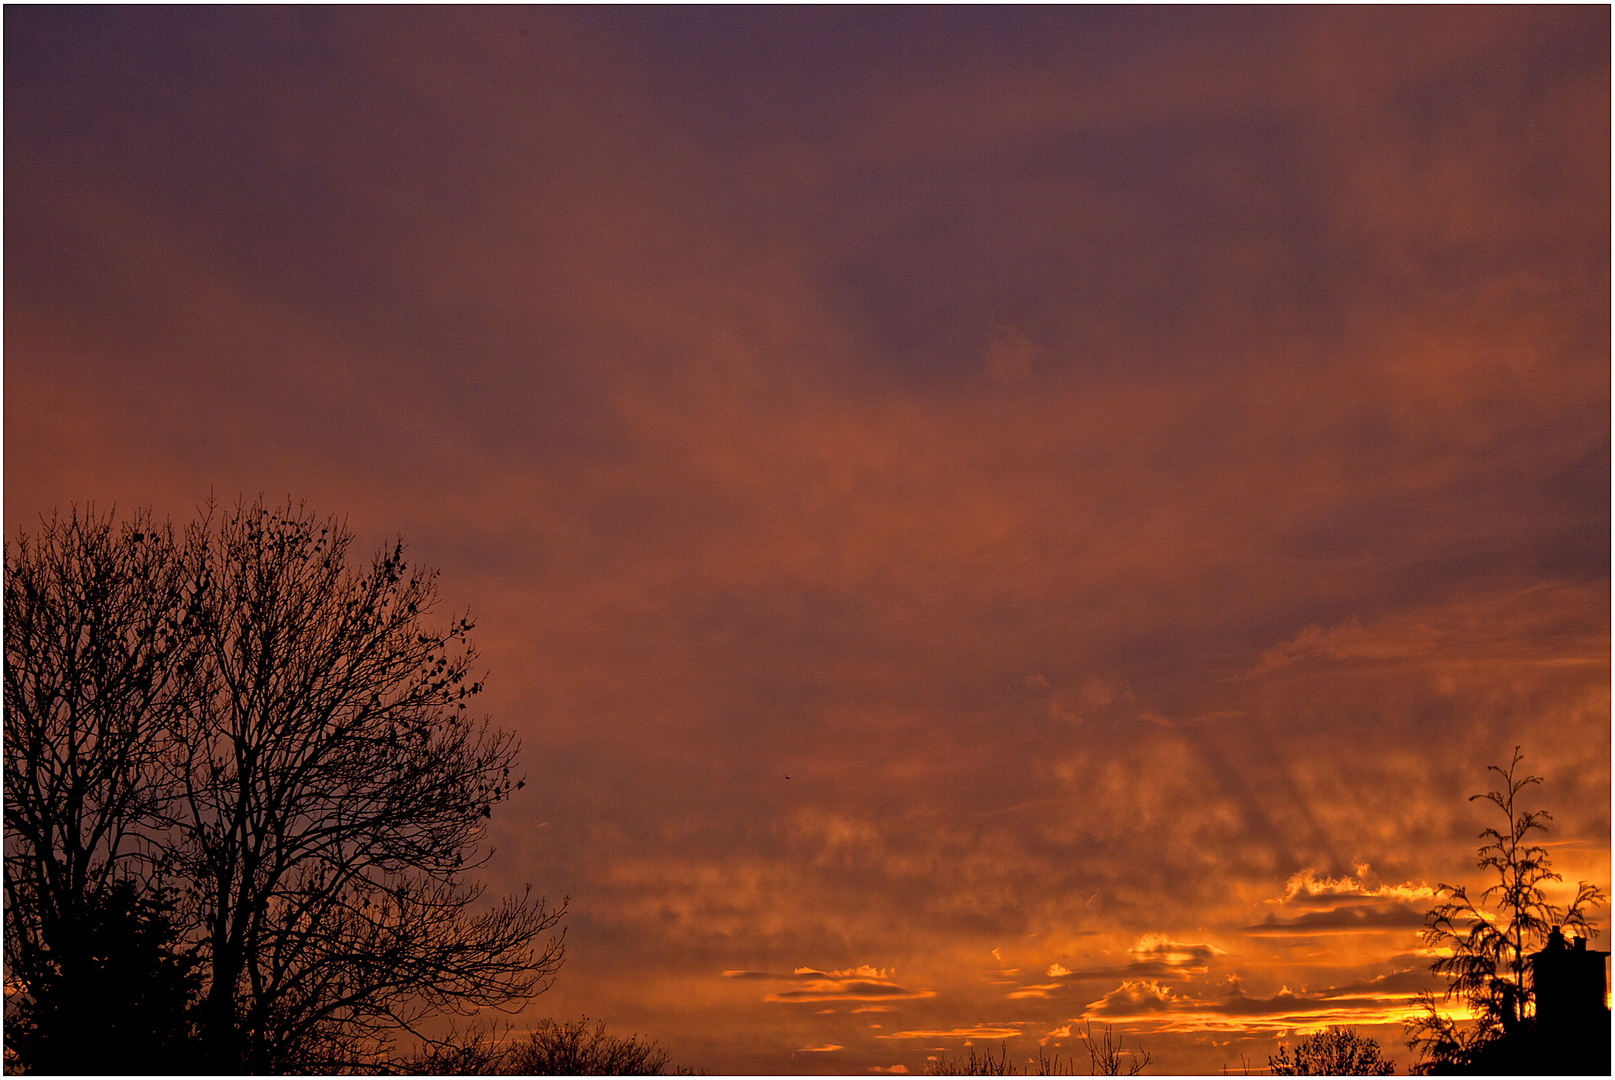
left=5, top=7, right=1610, bottom=1074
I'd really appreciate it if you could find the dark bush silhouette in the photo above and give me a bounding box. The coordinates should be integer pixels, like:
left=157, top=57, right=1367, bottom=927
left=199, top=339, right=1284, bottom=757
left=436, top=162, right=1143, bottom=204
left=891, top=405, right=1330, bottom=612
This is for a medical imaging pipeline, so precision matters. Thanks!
left=5, top=880, right=203, bottom=1073
left=4, top=499, right=565, bottom=1072
left=1268, top=1027, right=1394, bottom=1075
left=1404, top=748, right=1607, bottom=1074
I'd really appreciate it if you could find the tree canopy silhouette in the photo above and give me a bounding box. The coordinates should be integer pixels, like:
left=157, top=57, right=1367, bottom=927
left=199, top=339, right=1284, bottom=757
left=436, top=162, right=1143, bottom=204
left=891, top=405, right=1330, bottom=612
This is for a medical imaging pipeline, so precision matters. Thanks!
left=5, top=879, right=203, bottom=1073
left=4, top=499, right=565, bottom=1073
left=1267, top=1027, right=1394, bottom=1075
left=1404, top=748, right=1606, bottom=1074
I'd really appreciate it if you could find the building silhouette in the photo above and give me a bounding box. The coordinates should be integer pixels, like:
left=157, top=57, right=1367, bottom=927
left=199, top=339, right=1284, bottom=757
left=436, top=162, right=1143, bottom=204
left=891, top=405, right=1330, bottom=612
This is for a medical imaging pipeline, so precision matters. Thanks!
left=1530, top=927, right=1611, bottom=1074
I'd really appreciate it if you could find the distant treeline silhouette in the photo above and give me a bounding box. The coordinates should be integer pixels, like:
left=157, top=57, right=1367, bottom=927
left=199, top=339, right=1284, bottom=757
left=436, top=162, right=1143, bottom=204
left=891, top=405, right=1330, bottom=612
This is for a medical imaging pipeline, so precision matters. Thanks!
left=926, top=1024, right=1150, bottom=1075
left=401, top=1016, right=699, bottom=1074
left=4, top=499, right=565, bottom=1073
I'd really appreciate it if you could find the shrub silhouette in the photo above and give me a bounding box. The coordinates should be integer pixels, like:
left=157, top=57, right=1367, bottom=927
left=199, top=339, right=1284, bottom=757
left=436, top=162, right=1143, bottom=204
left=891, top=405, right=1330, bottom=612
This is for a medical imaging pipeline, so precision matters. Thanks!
left=5, top=880, right=203, bottom=1074
left=1268, top=1027, right=1394, bottom=1075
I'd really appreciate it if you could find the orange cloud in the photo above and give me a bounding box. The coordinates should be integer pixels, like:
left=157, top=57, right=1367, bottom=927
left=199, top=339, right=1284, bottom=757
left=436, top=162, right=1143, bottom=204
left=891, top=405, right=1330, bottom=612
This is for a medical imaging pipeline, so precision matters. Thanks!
left=1007, top=984, right=1063, bottom=1000
left=1276, top=867, right=1437, bottom=906
left=880, top=1026, right=1028, bottom=1041
left=744, top=967, right=938, bottom=1004
left=1080, top=976, right=1457, bottom=1034
left=1241, top=905, right=1427, bottom=937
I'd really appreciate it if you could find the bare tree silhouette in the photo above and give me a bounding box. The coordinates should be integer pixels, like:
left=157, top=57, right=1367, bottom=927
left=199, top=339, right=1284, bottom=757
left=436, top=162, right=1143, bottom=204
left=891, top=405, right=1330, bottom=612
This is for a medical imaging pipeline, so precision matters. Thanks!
left=927, top=1042, right=1021, bottom=1076
left=4, top=509, right=206, bottom=1073
left=176, top=498, right=566, bottom=1071
left=1080, top=1023, right=1151, bottom=1076
left=4, top=499, right=565, bottom=1072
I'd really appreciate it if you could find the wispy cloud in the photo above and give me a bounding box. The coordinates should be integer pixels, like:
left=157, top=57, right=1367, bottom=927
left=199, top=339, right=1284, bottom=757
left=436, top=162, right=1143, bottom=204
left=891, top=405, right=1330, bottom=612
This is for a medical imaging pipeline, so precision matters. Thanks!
left=880, top=1025, right=1028, bottom=1041
left=739, top=966, right=938, bottom=1004
left=1013, top=935, right=1224, bottom=996
left=1241, top=905, right=1427, bottom=937
left=1274, top=868, right=1437, bottom=908
left=1080, top=978, right=1452, bottom=1033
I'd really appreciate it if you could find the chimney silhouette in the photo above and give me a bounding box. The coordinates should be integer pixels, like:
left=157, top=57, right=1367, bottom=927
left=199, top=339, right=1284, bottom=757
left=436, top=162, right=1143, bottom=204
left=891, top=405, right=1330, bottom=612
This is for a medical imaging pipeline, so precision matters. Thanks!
left=1530, top=926, right=1611, bottom=1074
